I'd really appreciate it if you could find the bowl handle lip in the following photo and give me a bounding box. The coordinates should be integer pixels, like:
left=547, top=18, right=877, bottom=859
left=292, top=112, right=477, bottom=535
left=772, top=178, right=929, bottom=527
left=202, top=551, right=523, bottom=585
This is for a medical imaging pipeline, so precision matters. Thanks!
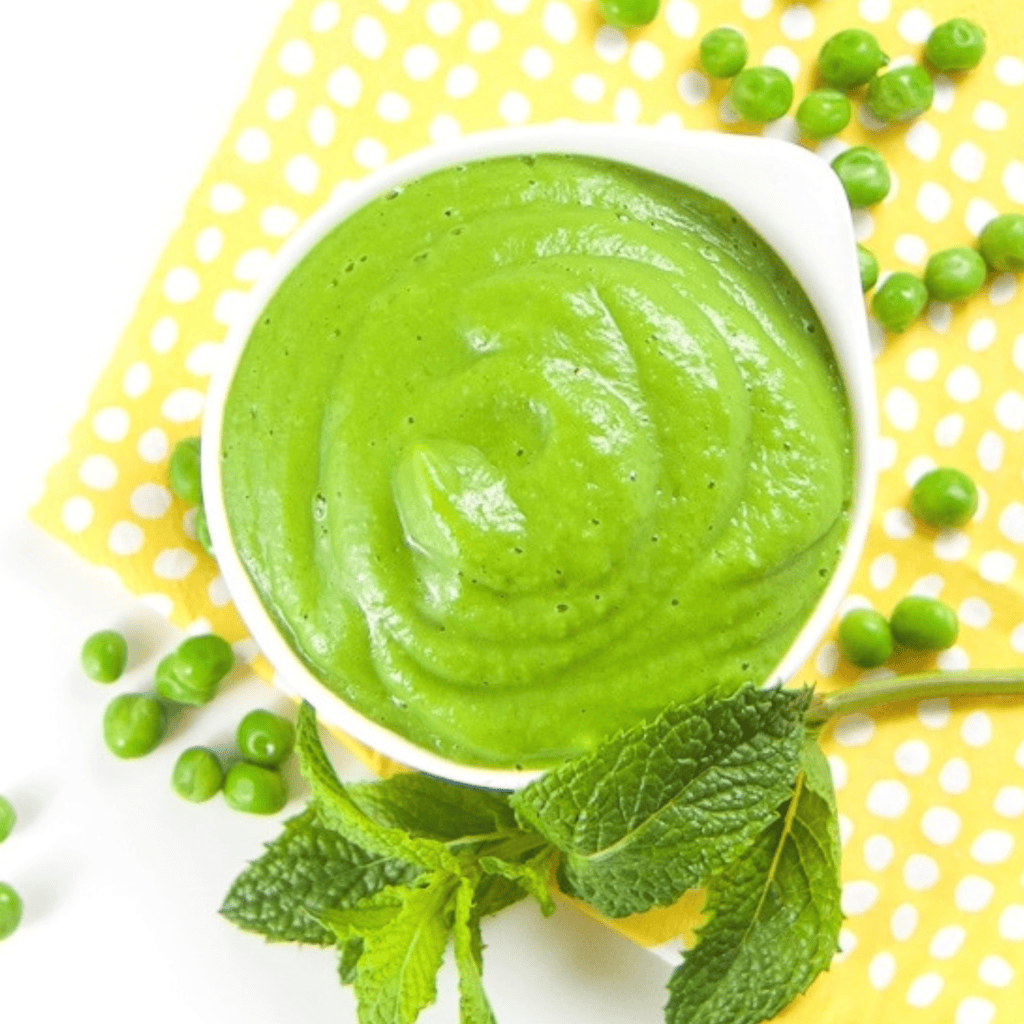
left=201, top=123, right=878, bottom=790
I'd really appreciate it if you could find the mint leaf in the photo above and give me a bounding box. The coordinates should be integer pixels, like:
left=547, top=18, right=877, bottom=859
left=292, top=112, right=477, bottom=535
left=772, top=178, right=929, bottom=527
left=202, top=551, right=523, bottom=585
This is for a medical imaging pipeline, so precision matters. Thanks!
left=511, top=685, right=811, bottom=917
left=338, top=936, right=364, bottom=984
left=346, top=771, right=518, bottom=842
left=478, top=835, right=557, bottom=917
left=471, top=871, right=533, bottom=920
left=295, top=702, right=459, bottom=872
left=453, top=880, right=498, bottom=1024
left=317, top=872, right=459, bottom=1024
left=665, top=740, right=843, bottom=1024
left=220, top=807, right=421, bottom=944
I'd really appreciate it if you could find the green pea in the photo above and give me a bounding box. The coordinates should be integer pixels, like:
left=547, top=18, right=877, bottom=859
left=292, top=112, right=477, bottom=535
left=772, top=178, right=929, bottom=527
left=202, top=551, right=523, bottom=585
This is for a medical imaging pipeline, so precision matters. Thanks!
left=865, top=65, right=934, bottom=123
left=0, top=796, right=15, bottom=844
left=831, top=146, right=891, bottom=207
left=889, top=595, right=959, bottom=651
left=168, top=436, right=202, bottom=505
left=795, top=88, right=852, bottom=138
left=0, top=882, right=22, bottom=941
left=727, top=66, right=794, bottom=123
left=597, top=0, right=659, bottom=29
left=925, top=18, right=986, bottom=72
left=924, top=247, right=987, bottom=303
left=979, top=213, right=1024, bottom=273
left=237, top=709, right=296, bottom=768
left=103, top=693, right=167, bottom=758
left=871, top=272, right=928, bottom=333
left=194, top=505, right=214, bottom=556
left=699, top=26, right=748, bottom=79
left=80, top=629, right=128, bottom=683
left=858, top=245, right=879, bottom=291
left=817, top=28, right=889, bottom=89
left=223, top=763, right=288, bottom=815
left=172, top=747, right=225, bottom=803
left=837, top=608, right=894, bottom=669
left=155, top=633, right=234, bottom=706
left=909, top=468, right=978, bottom=530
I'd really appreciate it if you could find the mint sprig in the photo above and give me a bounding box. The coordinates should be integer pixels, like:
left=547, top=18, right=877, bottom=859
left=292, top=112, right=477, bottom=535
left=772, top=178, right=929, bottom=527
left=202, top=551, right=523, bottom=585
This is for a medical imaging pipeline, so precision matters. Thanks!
left=510, top=685, right=812, bottom=918
left=665, top=741, right=843, bottom=1024
left=223, top=669, right=1024, bottom=1024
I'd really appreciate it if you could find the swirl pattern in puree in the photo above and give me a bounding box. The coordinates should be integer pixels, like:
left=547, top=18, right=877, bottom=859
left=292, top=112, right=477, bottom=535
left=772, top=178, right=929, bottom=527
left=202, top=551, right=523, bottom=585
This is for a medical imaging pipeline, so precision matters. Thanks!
left=221, top=154, right=853, bottom=770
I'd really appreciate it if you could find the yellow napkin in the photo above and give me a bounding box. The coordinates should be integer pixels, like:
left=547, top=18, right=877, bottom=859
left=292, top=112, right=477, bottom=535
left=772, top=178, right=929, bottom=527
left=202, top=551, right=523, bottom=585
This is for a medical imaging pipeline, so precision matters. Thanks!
left=31, top=0, right=1024, bottom=1018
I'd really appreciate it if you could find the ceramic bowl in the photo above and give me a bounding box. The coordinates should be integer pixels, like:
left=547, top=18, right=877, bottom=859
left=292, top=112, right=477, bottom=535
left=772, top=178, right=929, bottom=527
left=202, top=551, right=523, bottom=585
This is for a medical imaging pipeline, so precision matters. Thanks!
left=202, top=123, right=878, bottom=790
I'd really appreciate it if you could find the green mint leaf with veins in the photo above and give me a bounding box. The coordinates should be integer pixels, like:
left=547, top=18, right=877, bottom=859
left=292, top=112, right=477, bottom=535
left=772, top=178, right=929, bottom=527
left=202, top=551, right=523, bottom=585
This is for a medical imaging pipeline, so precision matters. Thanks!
left=453, top=879, right=499, bottom=1024
left=470, top=869, right=536, bottom=920
left=220, top=806, right=421, bottom=945
left=345, top=771, right=518, bottom=842
left=510, top=684, right=811, bottom=917
left=665, top=740, right=843, bottom=1024
left=295, top=702, right=461, bottom=872
left=315, top=871, right=459, bottom=1024
left=478, top=834, right=557, bottom=918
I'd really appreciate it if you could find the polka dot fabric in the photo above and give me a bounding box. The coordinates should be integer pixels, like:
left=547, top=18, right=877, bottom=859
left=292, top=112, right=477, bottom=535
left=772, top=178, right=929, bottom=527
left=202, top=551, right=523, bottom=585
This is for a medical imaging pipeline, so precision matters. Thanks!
left=29, top=0, right=1024, bottom=1016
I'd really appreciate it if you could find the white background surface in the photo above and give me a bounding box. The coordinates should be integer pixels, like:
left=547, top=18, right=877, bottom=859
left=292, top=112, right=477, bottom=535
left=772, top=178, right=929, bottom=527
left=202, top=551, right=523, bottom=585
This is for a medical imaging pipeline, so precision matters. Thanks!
left=0, top=2, right=673, bottom=1020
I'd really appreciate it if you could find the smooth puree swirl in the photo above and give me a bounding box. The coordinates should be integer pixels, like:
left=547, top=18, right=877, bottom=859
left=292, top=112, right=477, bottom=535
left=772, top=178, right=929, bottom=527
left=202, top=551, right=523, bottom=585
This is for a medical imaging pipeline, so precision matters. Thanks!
left=221, top=154, right=853, bottom=769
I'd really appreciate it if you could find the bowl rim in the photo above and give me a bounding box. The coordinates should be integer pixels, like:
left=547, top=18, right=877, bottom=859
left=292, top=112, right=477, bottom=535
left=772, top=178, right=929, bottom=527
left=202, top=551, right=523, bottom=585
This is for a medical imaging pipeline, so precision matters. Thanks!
left=201, top=122, right=878, bottom=790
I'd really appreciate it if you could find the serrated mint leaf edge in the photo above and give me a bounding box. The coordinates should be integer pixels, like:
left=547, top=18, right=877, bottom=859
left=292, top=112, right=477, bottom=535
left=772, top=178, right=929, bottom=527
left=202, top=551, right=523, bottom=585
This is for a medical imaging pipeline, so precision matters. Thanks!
left=511, top=686, right=811, bottom=916
left=664, top=741, right=844, bottom=1024
left=296, top=702, right=460, bottom=873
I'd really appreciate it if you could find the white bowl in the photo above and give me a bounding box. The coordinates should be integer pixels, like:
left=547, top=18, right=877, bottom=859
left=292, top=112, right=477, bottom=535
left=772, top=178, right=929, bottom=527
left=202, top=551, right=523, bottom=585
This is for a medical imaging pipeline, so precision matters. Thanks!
left=202, top=123, right=877, bottom=790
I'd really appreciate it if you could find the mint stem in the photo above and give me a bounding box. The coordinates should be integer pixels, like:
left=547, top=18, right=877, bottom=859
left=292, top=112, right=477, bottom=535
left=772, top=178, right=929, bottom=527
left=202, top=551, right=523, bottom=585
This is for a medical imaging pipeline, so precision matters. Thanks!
left=805, top=668, right=1024, bottom=726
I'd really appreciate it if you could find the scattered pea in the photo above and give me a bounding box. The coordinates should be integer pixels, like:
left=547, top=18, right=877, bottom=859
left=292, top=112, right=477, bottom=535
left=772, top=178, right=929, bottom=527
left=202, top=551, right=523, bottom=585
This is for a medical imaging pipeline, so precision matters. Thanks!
left=865, top=65, right=934, bottom=123
left=924, top=247, right=987, bottom=302
left=0, top=882, right=22, bottom=941
left=155, top=633, right=234, bottom=707
left=727, top=66, right=794, bottom=123
left=909, top=467, right=978, bottom=530
left=597, top=0, right=659, bottom=29
left=857, top=245, right=879, bottom=291
left=925, top=18, right=986, bottom=72
left=699, top=26, right=748, bottom=79
left=223, top=763, right=288, bottom=815
left=172, top=747, right=225, bottom=803
left=0, top=796, right=15, bottom=844
left=168, top=436, right=202, bottom=505
left=838, top=608, right=894, bottom=668
left=795, top=88, right=852, bottom=139
left=978, top=213, right=1024, bottom=273
left=103, top=693, right=168, bottom=758
left=237, top=709, right=296, bottom=768
left=194, top=505, right=214, bottom=556
left=889, top=595, right=959, bottom=651
left=831, top=146, right=891, bottom=207
left=871, top=272, right=928, bottom=333
left=817, top=28, right=888, bottom=89
left=80, top=629, right=128, bottom=683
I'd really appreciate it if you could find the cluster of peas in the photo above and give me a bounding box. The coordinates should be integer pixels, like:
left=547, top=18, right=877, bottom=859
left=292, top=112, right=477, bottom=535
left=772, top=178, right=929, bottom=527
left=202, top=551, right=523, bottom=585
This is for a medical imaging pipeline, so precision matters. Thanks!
left=3, top=643, right=294, bottom=944
left=697, top=18, right=982, bottom=126
left=695, top=17, right=1024, bottom=334
left=867, top=210, right=1024, bottom=334
left=82, top=627, right=296, bottom=811
left=0, top=437, right=303, bottom=943
left=837, top=467, right=978, bottom=669
left=85, top=439, right=295, bottom=815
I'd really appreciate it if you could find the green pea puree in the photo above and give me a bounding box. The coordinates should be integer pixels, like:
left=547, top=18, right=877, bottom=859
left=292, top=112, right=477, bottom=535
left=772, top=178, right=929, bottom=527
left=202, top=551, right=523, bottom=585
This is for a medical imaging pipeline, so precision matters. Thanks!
left=221, top=153, right=853, bottom=770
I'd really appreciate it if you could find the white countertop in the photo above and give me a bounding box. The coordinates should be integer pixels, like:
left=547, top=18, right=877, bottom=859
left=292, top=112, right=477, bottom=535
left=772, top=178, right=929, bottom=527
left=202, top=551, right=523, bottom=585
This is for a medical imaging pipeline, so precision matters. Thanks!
left=0, top=2, right=672, bottom=1020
